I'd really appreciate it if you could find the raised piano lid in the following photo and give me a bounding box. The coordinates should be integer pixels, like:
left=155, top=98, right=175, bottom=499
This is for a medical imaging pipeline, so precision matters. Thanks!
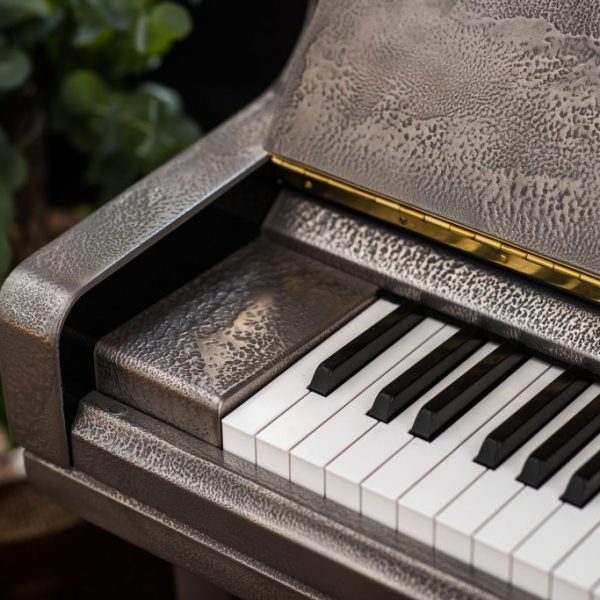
left=266, top=0, right=600, bottom=304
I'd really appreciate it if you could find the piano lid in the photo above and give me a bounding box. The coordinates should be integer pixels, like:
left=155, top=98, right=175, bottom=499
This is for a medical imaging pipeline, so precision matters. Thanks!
left=266, top=0, right=600, bottom=304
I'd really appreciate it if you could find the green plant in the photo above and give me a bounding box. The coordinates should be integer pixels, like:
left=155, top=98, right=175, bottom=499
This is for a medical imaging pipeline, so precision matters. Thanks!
left=0, top=0, right=200, bottom=273
left=0, top=0, right=200, bottom=447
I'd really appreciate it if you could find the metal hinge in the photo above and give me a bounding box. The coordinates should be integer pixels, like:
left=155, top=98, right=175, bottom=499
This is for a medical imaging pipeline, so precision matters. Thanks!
left=272, top=155, right=600, bottom=305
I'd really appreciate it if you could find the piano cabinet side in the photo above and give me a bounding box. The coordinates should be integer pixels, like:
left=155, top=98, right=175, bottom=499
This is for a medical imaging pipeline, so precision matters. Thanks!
left=25, top=391, right=527, bottom=600
left=0, top=89, right=279, bottom=467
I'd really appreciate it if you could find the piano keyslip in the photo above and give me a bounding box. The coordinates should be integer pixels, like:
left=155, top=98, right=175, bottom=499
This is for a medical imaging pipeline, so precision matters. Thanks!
left=222, top=299, right=600, bottom=600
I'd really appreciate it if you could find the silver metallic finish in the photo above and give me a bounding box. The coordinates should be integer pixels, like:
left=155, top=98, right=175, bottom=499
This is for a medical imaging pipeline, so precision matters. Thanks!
left=26, top=456, right=324, bottom=600
left=95, top=239, right=374, bottom=446
left=265, top=190, right=600, bottom=375
left=0, top=91, right=278, bottom=466
left=60, top=392, right=523, bottom=600
left=267, top=0, right=600, bottom=276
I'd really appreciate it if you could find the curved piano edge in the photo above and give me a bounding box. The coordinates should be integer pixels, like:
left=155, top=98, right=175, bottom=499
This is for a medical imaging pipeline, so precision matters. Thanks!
left=264, top=190, right=600, bottom=377
left=0, top=89, right=278, bottom=467
left=41, top=391, right=535, bottom=600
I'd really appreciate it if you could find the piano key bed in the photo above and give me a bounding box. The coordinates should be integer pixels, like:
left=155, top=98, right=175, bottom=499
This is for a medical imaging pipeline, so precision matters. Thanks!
left=74, top=187, right=600, bottom=600
left=223, top=297, right=600, bottom=600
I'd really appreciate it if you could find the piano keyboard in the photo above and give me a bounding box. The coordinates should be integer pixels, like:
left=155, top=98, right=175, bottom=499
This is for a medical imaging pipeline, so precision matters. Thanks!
left=222, top=296, right=600, bottom=600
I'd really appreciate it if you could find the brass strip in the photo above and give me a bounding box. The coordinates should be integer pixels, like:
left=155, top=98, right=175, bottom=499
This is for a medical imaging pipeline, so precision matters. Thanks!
left=271, top=155, right=600, bottom=305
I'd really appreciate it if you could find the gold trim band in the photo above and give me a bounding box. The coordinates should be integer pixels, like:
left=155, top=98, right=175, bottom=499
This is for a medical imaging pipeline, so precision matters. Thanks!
left=272, top=155, right=600, bottom=304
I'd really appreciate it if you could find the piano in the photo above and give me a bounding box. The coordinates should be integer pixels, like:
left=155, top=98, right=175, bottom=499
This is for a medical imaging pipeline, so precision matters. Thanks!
left=1, top=1, right=600, bottom=599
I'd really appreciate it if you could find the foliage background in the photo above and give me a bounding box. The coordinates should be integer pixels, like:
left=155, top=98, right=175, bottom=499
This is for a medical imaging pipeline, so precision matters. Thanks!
left=0, top=0, right=201, bottom=446
left=0, top=0, right=201, bottom=244
left=0, top=0, right=307, bottom=447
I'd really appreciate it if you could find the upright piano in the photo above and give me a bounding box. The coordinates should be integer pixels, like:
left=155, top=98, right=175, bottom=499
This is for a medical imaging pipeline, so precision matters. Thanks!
left=2, top=1, right=600, bottom=598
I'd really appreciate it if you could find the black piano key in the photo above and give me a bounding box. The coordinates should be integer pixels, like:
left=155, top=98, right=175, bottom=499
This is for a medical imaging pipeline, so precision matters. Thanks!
left=517, top=394, right=600, bottom=489
left=474, top=368, right=590, bottom=469
left=561, top=448, right=600, bottom=508
left=409, top=343, right=529, bottom=442
left=367, top=326, right=486, bottom=423
left=308, top=302, right=424, bottom=396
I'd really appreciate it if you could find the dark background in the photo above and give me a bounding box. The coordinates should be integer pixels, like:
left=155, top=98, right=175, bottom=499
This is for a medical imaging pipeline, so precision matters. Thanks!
left=157, top=1, right=308, bottom=130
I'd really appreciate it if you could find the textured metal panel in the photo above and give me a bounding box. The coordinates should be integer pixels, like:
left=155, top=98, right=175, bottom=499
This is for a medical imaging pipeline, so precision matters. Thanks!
left=267, top=0, right=600, bottom=277
left=95, top=239, right=374, bottom=446
left=264, top=190, right=600, bottom=375
left=0, top=90, right=278, bottom=465
left=65, top=393, right=530, bottom=600
left=25, top=455, right=326, bottom=600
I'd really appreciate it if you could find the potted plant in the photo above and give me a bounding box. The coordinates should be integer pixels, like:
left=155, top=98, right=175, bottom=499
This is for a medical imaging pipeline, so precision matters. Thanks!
left=0, top=1, right=200, bottom=566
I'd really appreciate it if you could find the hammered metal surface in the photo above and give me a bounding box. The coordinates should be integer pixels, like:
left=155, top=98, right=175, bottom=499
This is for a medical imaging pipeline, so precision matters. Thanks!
left=265, top=190, right=600, bottom=375
left=95, top=239, right=374, bottom=446
left=267, top=0, right=600, bottom=276
left=26, top=456, right=324, bottom=600
left=0, top=91, right=278, bottom=465
left=66, top=393, right=522, bottom=600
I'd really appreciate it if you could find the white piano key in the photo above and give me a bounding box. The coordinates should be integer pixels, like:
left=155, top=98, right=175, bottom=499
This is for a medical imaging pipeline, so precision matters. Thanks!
left=512, top=474, right=600, bottom=598
left=361, top=357, right=548, bottom=529
left=551, top=524, right=600, bottom=600
left=256, top=317, right=444, bottom=478
left=435, top=368, right=597, bottom=562
left=290, top=322, right=454, bottom=495
left=222, top=298, right=397, bottom=462
left=325, top=342, right=498, bottom=512
left=397, top=364, right=558, bottom=550
left=398, top=452, right=485, bottom=546
left=473, top=384, right=600, bottom=583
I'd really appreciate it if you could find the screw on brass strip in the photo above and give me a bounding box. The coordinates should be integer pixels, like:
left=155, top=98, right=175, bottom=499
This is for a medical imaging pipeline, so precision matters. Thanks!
left=271, top=155, right=600, bottom=305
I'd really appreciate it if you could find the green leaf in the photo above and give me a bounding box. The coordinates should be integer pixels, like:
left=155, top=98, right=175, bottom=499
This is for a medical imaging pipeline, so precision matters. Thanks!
left=134, top=13, right=149, bottom=54
left=73, top=21, right=110, bottom=47
left=150, top=2, right=192, bottom=40
left=0, top=0, right=52, bottom=28
left=140, top=82, right=182, bottom=113
left=0, top=48, right=31, bottom=91
left=79, top=0, right=137, bottom=31
left=0, top=128, right=27, bottom=193
left=5, top=0, right=51, bottom=17
left=61, top=70, right=108, bottom=113
left=146, top=2, right=192, bottom=55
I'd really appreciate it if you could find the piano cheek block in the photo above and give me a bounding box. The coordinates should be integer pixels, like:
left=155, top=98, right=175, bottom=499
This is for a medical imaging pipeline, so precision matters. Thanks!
left=94, top=238, right=376, bottom=447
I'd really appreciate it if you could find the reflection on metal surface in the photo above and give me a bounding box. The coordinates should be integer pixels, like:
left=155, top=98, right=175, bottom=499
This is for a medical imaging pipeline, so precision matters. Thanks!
left=95, top=239, right=375, bottom=446
left=273, top=155, right=600, bottom=305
